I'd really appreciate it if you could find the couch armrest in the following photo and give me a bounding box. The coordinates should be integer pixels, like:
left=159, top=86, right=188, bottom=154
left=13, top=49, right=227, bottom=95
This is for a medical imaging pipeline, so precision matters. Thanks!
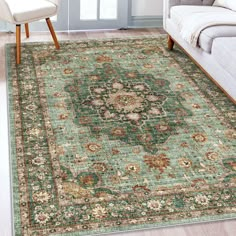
left=163, top=0, right=215, bottom=29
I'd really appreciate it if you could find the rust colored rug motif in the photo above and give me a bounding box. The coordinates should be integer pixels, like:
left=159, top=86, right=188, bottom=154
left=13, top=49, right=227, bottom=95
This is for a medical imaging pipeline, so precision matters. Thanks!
left=7, top=37, right=236, bottom=236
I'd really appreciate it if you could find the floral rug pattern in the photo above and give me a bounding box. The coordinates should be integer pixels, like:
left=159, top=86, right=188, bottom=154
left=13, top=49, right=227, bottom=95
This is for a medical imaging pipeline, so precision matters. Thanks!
left=7, top=36, right=236, bottom=236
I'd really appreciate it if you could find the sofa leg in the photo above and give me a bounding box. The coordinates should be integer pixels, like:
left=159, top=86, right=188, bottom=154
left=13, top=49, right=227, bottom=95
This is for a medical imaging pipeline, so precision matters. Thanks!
left=168, top=35, right=174, bottom=50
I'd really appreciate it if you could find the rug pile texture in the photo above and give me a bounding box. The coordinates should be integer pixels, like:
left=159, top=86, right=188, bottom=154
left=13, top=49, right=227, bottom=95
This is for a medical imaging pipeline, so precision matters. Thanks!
left=7, top=36, right=236, bottom=236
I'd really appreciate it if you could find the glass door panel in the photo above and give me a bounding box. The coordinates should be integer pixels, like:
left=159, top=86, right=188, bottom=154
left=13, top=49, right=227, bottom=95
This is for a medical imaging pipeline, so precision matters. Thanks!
left=80, top=0, right=98, bottom=20
left=100, top=0, right=118, bottom=20
left=69, top=0, right=128, bottom=30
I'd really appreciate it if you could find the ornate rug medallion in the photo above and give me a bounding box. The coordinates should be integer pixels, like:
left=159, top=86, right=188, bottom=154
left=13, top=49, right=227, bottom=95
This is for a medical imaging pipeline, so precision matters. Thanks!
left=7, top=36, right=236, bottom=236
left=65, top=63, right=191, bottom=153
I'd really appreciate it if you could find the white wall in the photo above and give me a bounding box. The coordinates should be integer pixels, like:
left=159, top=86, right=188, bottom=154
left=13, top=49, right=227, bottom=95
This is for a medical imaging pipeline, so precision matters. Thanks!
left=131, top=0, right=163, bottom=16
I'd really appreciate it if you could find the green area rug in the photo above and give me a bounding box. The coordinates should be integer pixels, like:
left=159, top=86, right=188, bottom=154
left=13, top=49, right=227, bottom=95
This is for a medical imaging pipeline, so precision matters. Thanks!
left=7, top=36, right=236, bottom=236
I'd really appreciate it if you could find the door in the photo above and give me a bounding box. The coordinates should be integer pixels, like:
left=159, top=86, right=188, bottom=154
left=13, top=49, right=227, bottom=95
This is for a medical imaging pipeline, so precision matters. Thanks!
left=69, top=0, right=128, bottom=30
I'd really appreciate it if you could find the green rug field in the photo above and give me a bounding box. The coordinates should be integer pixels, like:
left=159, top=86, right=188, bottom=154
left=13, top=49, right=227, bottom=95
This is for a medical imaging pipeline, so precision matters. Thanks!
left=7, top=36, right=236, bottom=236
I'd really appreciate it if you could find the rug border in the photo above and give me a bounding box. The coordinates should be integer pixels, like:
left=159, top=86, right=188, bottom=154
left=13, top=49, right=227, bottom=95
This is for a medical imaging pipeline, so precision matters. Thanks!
left=51, top=216, right=236, bottom=236
left=5, top=36, right=236, bottom=236
left=5, top=44, right=22, bottom=236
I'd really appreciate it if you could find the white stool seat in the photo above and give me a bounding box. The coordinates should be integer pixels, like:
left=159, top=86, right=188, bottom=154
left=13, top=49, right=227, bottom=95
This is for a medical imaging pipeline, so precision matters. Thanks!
left=7, top=0, right=57, bottom=23
left=0, top=0, right=60, bottom=64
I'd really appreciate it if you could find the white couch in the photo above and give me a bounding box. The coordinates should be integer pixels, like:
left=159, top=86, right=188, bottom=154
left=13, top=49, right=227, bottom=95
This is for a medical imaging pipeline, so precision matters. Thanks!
left=163, top=0, right=236, bottom=103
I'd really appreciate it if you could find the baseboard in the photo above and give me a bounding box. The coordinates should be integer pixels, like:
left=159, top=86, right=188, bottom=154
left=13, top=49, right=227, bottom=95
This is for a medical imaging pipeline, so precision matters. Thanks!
left=128, top=16, right=163, bottom=28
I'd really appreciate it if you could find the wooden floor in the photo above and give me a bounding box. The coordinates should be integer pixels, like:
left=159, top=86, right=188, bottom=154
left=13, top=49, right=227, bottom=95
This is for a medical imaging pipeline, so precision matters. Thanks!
left=0, top=29, right=235, bottom=236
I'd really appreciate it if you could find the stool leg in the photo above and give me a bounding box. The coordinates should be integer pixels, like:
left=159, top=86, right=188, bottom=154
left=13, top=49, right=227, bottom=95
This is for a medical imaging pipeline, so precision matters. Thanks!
left=16, top=24, right=21, bottom=64
left=25, top=23, right=29, bottom=38
left=46, top=18, right=60, bottom=49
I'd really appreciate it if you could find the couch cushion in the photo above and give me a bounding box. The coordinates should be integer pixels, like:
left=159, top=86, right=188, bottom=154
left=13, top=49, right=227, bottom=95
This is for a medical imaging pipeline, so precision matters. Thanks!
left=213, top=0, right=236, bottom=11
left=170, top=6, right=236, bottom=52
left=212, top=37, right=236, bottom=78
left=7, top=0, right=57, bottom=23
left=199, top=26, right=236, bottom=53
left=170, top=6, right=231, bottom=29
